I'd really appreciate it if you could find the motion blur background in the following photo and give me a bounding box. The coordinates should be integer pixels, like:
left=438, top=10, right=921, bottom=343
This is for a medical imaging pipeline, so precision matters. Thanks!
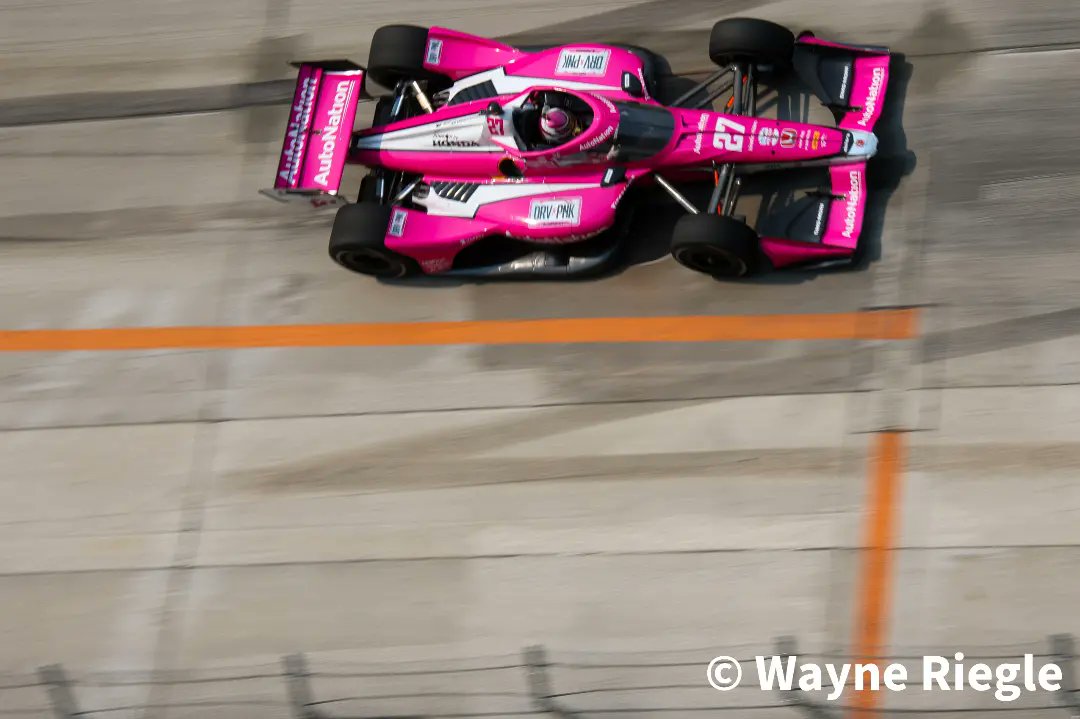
left=2, top=0, right=1080, bottom=717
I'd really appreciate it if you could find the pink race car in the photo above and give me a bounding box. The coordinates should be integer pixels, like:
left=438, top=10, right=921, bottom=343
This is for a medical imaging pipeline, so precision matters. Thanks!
left=261, top=18, right=891, bottom=279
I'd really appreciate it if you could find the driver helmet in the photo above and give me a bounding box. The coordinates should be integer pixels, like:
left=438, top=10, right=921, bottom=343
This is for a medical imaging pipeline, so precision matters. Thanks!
left=539, top=106, right=578, bottom=144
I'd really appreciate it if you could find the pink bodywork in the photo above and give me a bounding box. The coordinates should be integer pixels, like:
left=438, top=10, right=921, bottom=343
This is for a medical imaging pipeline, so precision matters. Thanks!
left=384, top=173, right=634, bottom=274
left=351, top=89, right=625, bottom=177
left=423, top=27, right=650, bottom=100
left=822, top=163, right=866, bottom=250
left=761, top=164, right=867, bottom=268
left=353, top=95, right=851, bottom=179
left=272, top=64, right=363, bottom=194
left=840, top=54, right=889, bottom=131
left=265, top=27, right=892, bottom=274
left=664, top=110, right=847, bottom=166
left=421, top=28, right=527, bottom=80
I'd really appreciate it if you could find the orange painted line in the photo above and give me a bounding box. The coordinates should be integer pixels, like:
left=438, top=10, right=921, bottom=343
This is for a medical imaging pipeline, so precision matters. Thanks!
left=850, top=431, right=906, bottom=717
left=0, top=310, right=918, bottom=352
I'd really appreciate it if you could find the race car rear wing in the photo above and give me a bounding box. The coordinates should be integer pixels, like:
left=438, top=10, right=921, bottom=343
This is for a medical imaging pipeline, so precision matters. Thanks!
left=259, top=60, right=366, bottom=208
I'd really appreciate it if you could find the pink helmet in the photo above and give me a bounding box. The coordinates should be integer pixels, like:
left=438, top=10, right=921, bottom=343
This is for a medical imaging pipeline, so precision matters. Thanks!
left=540, top=106, right=576, bottom=143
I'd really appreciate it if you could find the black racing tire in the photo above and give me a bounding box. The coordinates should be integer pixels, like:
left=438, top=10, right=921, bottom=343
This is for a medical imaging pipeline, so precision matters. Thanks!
left=671, top=213, right=761, bottom=278
left=357, top=174, right=379, bottom=203
left=329, top=203, right=419, bottom=278
left=709, top=17, right=795, bottom=69
left=367, top=24, right=444, bottom=89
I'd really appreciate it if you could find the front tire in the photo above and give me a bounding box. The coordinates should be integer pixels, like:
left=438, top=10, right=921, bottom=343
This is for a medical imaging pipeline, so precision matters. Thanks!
left=671, top=214, right=761, bottom=278
left=709, top=18, right=795, bottom=69
left=329, top=203, right=419, bottom=278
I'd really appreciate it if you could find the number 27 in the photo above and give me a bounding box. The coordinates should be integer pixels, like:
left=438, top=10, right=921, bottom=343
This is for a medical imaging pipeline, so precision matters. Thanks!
left=713, top=117, right=745, bottom=152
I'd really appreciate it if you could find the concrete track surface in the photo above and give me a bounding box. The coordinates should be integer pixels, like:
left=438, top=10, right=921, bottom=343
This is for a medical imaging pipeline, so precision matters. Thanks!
left=2, top=1, right=1080, bottom=717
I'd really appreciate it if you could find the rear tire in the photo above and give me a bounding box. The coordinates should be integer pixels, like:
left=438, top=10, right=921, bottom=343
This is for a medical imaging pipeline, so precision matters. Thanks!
left=709, top=18, right=795, bottom=69
left=329, top=203, right=419, bottom=278
left=367, top=24, right=444, bottom=89
left=357, top=175, right=379, bottom=203
left=372, top=97, right=396, bottom=126
left=671, top=214, right=761, bottom=278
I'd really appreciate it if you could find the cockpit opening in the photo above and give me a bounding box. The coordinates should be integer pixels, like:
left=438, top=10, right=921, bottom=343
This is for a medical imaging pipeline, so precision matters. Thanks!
left=512, top=90, right=595, bottom=151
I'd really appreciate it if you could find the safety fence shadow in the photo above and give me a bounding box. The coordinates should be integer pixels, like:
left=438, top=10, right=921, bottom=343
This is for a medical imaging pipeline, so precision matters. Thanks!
left=11, top=635, right=1080, bottom=718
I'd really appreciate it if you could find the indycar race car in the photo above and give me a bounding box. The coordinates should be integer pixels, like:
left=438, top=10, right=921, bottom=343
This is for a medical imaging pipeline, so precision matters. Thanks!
left=260, top=19, right=891, bottom=279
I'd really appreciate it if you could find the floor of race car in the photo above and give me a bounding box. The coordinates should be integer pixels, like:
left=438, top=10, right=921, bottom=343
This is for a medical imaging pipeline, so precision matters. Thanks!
left=2, top=1, right=1080, bottom=717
